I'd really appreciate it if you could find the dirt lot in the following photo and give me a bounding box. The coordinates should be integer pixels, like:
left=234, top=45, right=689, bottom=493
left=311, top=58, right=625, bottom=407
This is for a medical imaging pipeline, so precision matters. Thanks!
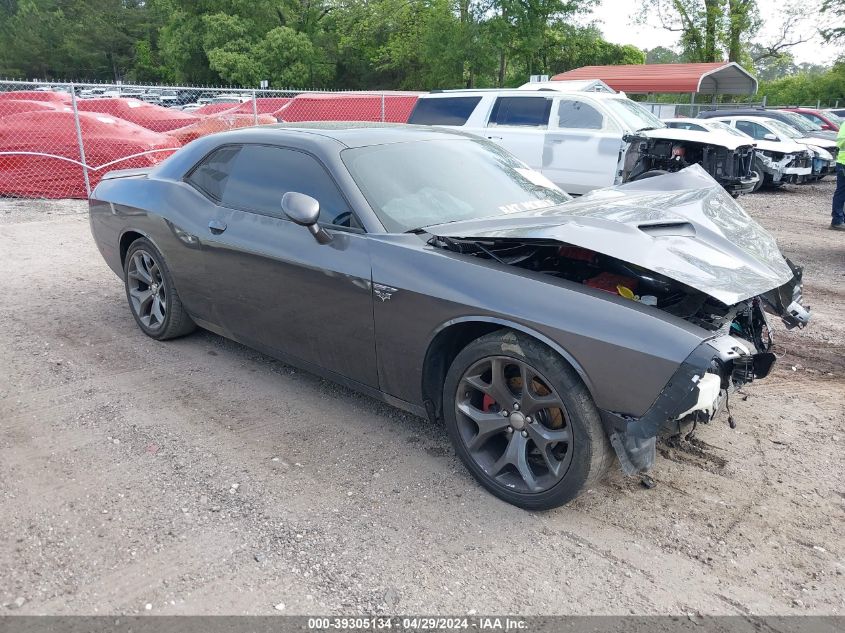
left=1, top=180, right=843, bottom=616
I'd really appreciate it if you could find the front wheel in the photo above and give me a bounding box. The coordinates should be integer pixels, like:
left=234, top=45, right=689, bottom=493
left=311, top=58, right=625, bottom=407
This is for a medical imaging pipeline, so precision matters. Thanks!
left=124, top=237, right=196, bottom=340
left=443, top=331, right=614, bottom=510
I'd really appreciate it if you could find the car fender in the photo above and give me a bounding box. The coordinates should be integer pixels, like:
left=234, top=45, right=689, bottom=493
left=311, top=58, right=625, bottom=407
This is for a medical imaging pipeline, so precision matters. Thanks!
left=427, top=314, right=598, bottom=400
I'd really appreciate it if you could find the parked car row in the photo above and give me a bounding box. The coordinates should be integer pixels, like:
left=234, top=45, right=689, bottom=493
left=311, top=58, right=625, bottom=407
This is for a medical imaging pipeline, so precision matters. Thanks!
left=1, top=82, right=840, bottom=201
left=407, top=86, right=840, bottom=197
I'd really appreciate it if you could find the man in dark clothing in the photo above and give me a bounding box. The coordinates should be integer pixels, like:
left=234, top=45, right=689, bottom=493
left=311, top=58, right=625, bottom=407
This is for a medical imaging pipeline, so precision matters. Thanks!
left=833, top=125, right=845, bottom=230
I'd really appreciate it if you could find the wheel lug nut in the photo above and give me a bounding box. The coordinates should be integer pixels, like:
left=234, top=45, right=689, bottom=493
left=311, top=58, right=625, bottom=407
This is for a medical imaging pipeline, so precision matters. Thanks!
left=501, top=410, right=509, bottom=417
left=525, top=416, right=532, bottom=423
left=513, top=403, right=520, bottom=410
left=506, top=426, right=513, bottom=433
left=521, top=430, right=528, bottom=437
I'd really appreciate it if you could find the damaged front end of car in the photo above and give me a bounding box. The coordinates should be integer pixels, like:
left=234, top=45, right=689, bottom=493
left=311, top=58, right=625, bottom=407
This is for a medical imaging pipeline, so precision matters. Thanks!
left=756, top=149, right=811, bottom=185
left=622, top=133, right=758, bottom=195
left=605, top=261, right=808, bottom=475
left=426, top=165, right=810, bottom=476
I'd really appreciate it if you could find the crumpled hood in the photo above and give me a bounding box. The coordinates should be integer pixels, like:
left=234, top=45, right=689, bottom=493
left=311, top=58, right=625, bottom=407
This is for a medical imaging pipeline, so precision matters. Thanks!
left=425, top=165, right=795, bottom=306
left=639, top=126, right=754, bottom=151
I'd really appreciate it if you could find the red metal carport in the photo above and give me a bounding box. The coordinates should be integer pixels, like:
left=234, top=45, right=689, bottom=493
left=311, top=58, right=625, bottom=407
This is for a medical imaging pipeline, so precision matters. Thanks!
left=550, top=62, right=757, bottom=96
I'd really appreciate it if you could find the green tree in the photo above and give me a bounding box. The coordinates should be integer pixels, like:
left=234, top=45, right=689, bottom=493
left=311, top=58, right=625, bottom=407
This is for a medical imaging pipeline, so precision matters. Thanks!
left=821, top=0, right=845, bottom=43
left=645, top=46, right=682, bottom=64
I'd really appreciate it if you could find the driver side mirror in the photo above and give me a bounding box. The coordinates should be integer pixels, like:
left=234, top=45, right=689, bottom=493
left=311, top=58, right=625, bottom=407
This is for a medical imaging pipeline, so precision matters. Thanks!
left=281, top=191, right=332, bottom=245
left=763, top=133, right=778, bottom=141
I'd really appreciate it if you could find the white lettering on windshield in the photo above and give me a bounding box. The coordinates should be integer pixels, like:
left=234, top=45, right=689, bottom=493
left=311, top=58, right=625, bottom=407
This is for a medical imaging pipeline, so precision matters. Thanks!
left=498, top=199, right=553, bottom=214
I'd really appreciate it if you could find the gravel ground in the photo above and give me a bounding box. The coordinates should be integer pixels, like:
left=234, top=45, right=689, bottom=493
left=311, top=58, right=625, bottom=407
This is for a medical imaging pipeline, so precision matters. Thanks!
left=1, top=180, right=843, bottom=616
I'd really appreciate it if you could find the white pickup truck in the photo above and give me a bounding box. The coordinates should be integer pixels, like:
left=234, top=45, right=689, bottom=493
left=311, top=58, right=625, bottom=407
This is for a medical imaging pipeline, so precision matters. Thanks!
left=408, top=86, right=759, bottom=195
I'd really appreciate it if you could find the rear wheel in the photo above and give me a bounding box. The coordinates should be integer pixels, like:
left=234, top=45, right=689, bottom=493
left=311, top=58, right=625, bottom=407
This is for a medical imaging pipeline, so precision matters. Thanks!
left=443, top=331, right=613, bottom=510
left=124, top=238, right=196, bottom=340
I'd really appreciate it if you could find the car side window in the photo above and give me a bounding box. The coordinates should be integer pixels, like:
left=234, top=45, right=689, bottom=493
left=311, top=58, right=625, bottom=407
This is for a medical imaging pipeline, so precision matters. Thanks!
left=803, top=113, right=824, bottom=127
left=186, top=145, right=242, bottom=202
left=735, top=120, right=770, bottom=140
left=220, top=145, right=361, bottom=229
left=556, top=99, right=604, bottom=130
left=407, top=97, right=482, bottom=125
left=488, top=97, right=552, bottom=128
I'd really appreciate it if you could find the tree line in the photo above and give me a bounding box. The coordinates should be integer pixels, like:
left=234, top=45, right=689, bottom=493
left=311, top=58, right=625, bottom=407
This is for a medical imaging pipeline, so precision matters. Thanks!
left=0, top=0, right=643, bottom=89
left=0, top=0, right=842, bottom=104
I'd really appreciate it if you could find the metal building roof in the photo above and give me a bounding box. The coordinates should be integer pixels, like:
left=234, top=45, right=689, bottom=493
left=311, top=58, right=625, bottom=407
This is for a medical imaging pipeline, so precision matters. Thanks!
left=550, top=62, right=757, bottom=95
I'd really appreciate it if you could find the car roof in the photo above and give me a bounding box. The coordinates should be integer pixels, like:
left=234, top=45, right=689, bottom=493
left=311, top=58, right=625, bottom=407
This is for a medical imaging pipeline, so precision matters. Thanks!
left=419, top=88, right=622, bottom=101
left=244, top=122, right=479, bottom=148
left=154, top=122, right=485, bottom=185
left=699, top=108, right=790, bottom=119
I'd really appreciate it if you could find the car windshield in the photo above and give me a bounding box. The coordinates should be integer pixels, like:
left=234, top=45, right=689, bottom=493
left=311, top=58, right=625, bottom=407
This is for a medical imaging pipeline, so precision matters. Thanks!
left=603, top=98, right=665, bottom=131
left=779, top=111, right=820, bottom=133
left=342, top=138, right=571, bottom=233
left=766, top=119, right=804, bottom=139
left=705, top=120, right=751, bottom=138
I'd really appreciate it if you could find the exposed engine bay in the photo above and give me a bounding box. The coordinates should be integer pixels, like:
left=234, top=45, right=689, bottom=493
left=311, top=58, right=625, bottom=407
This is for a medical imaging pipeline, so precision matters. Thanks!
left=431, top=233, right=809, bottom=473
left=425, top=165, right=811, bottom=476
left=622, top=135, right=757, bottom=195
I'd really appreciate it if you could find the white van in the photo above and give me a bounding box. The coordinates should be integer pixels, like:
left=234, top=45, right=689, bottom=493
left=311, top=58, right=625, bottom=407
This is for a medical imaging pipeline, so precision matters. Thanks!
left=408, top=87, right=759, bottom=195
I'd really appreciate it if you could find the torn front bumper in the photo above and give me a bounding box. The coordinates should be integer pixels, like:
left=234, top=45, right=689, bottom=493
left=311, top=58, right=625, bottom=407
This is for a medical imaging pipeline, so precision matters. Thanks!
left=604, top=264, right=810, bottom=475
left=720, top=173, right=759, bottom=195
left=812, top=158, right=834, bottom=177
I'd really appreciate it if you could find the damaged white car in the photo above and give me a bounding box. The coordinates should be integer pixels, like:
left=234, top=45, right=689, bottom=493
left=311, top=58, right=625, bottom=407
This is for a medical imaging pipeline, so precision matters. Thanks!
left=715, top=116, right=835, bottom=183
left=408, top=88, right=760, bottom=196
left=664, top=118, right=813, bottom=191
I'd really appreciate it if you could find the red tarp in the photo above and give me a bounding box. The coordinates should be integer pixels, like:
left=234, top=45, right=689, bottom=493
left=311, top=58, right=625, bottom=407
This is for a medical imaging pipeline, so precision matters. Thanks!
left=0, top=99, right=69, bottom=117
left=193, top=102, right=242, bottom=116
left=0, top=110, right=180, bottom=199
left=0, top=90, right=72, bottom=104
left=166, top=112, right=276, bottom=144
left=230, top=97, right=292, bottom=116
left=77, top=98, right=199, bottom=132
left=277, top=93, right=420, bottom=123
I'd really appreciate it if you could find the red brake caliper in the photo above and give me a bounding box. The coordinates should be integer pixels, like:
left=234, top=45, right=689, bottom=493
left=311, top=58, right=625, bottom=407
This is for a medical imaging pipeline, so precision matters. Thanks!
left=482, top=394, right=496, bottom=412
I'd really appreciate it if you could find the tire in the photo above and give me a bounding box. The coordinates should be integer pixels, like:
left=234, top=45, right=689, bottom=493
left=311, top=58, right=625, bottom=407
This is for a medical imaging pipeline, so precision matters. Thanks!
left=442, top=330, right=614, bottom=510
left=123, top=237, right=196, bottom=340
left=751, top=159, right=765, bottom=193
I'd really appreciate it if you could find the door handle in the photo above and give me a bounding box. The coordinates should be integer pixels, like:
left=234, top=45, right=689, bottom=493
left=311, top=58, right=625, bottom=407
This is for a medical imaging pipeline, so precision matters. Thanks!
left=487, top=136, right=503, bottom=140
left=208, top=219, right=227, bottom=235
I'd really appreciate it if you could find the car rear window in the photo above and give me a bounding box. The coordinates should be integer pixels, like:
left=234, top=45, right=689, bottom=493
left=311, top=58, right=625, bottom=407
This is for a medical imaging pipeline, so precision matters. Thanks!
left=407, top=97, right=482, bottom=125
left=488, top=97, right=552, bottom=127
left=186, top=145, right=242, bottom=202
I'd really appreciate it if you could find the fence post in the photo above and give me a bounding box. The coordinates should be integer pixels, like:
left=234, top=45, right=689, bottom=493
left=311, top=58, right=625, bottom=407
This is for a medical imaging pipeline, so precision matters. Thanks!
left=252, top=90, right=258, bottom=125
left=69, top=83, right=91, bottom=198
left=762, top=95, right=767, bottom=107
left=381, top=92, right=385, bottom=123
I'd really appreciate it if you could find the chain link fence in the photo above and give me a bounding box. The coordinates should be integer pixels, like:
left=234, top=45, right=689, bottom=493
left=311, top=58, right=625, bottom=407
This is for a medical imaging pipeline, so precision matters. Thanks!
left=0, top=80, right=420, bottom=199
left=2, top=79, right=842, bottom=200
left=642, top=99, right=843, bottom=118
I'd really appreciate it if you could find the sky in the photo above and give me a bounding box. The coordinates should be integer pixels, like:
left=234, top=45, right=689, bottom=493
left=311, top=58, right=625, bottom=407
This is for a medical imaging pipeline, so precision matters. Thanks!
left=589, top=0, right=838, bottom=66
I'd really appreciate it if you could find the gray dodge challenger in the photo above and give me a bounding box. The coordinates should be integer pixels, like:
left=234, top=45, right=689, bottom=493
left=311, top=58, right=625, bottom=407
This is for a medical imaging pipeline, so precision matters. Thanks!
left=89, top=123, right=810, bottom=510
